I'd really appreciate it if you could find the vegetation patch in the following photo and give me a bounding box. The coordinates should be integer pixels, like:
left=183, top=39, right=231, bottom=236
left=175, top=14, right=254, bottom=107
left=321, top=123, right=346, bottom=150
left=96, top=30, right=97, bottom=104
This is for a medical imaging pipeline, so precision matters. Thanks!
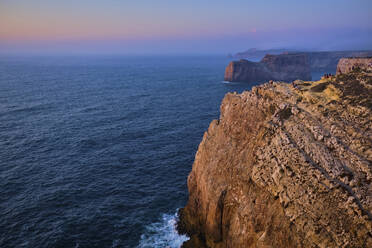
left=278, top=107, right=292, bottom=120
left=333, top=72, right=372, bottom=109
left=310, top=82, right=329, bottom=92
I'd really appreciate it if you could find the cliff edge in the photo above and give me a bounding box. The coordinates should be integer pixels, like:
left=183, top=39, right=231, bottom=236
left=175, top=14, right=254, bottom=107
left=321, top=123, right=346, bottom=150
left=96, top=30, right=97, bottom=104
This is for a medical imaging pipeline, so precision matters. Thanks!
left=224, top=53, right=311, bottom=83
left=179, top=69, right=372, bottom=247
left=337, top=57, right=372, bottom=75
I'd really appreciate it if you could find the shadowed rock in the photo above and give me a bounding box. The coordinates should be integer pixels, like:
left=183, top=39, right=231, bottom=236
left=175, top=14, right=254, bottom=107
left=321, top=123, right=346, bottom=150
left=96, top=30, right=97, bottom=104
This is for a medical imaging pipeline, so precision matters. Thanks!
left=231, top=49, right=372, bottom=73
left=224, top=53, right=311, bottom=83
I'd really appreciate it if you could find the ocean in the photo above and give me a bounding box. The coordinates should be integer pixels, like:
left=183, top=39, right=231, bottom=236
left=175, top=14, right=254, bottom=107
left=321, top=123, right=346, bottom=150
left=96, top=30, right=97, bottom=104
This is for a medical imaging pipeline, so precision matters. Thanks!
left=0, top=55, right=260, bottom=248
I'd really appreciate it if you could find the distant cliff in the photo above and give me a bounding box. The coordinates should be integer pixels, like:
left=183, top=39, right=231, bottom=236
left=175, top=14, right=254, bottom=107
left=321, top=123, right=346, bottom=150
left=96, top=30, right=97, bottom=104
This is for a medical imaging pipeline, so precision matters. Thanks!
left=336, top=57, right=372, bottom=74
left=231, top=48, right=294, bottom=60
left=230, top=49, right=372, bottom=73
left=305, top=51, right=372, bottom=72
left=224, top=53, right=311, bottom=83
left=178, top=70, right=372, bottom=247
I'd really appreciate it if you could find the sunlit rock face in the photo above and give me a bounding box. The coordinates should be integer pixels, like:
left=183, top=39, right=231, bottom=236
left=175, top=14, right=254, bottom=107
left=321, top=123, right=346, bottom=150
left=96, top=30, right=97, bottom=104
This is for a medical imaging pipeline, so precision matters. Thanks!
left=336, top=57, right=372, bottom=75
left=179, top=70, right=372, bottom=248
left=224, top=53, right=311, bottom=83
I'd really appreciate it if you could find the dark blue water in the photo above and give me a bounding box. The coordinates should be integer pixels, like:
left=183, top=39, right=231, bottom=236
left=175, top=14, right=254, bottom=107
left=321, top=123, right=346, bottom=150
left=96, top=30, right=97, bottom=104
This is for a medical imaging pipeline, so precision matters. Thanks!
left=0, top=55, right=258, bottom=248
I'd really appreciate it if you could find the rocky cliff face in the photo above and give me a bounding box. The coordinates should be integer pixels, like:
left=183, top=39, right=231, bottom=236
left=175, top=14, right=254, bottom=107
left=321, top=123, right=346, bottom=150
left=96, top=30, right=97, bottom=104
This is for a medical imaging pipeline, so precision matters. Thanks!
left=231, top=50, right=372, bottom=73
left=337, top=57, right=372, bottom=75
left=224, top=59, right=271, bottom=83
left=224, top=54, right=311, bottom=83
left=306, top=51, right=372, bottom=72
left=178, top=70, right=372, bottom=248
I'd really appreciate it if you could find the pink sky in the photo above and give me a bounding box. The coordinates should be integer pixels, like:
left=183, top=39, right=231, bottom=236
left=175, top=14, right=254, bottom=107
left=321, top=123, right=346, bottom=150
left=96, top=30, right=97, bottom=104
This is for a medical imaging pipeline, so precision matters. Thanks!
left=1, top=0, right=371, bottom=54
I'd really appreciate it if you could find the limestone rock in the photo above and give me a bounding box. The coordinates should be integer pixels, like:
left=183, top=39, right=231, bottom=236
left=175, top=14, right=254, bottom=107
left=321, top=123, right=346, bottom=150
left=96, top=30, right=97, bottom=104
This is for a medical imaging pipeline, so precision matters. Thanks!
left=336, top=57, right=372, bottom=75
left=178, top=70, right=372, bottom=248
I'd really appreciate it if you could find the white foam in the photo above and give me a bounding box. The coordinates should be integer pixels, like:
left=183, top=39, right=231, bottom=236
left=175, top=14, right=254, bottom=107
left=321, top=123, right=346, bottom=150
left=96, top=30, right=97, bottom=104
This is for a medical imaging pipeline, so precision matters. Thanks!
left=222, top=80, right=244, bottom=85
left=137, top=212, right=189, bottom=248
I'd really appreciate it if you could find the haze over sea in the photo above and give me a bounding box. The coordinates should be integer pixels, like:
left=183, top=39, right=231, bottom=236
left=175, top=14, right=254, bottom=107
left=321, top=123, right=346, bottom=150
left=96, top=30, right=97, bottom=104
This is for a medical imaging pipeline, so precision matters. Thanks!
left=0, top=55, right=263, bottom=248
left=1, top=0, right=371, bottom=247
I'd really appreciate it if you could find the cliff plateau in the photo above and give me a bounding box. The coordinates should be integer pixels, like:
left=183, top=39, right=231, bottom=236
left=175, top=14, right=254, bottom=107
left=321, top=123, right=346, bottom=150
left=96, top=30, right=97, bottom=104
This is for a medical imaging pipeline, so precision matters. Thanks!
left=179, top=69, right=372, bottom=247
left=224, top=53, right=311, bottom=83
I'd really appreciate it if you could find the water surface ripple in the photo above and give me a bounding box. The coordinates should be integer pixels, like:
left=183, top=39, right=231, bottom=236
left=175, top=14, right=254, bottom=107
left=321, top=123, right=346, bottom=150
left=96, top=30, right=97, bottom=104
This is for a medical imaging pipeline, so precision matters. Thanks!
left=0, top=55, right=258, bottom=247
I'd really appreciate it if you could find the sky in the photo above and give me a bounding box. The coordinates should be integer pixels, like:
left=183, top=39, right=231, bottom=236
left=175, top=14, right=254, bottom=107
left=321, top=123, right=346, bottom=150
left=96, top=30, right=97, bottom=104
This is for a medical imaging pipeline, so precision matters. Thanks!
left=1, top=0, right=372, bottom=54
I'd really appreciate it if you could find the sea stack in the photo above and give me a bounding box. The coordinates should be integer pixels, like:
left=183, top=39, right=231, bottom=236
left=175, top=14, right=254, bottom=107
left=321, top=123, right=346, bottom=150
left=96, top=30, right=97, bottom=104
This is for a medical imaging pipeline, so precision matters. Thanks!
left=224, top=53, right=311, bottom=83
left=179, top=67, right=372, bottom=247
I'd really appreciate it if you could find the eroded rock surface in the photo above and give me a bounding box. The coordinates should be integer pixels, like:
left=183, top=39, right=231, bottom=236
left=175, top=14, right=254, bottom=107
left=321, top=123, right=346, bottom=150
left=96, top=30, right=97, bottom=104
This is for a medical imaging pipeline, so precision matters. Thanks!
left=179, top=70, right=372, bottom=248
left=224, top=53, right=311, bottom=83
left=337, top=57, right=372, bottom=75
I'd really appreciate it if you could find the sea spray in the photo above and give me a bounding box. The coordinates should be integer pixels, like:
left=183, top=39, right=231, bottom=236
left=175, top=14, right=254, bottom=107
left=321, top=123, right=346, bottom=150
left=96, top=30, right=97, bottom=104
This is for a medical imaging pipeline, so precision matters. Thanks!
left=137, top=212, right=189, bottom=248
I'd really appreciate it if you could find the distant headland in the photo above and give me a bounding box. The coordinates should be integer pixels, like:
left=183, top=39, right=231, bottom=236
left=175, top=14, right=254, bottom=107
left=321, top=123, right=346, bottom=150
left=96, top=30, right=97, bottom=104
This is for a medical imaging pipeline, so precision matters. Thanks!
left=225, top=53, right=311, bottom=83
left=225, top=49, right=372, bottom=83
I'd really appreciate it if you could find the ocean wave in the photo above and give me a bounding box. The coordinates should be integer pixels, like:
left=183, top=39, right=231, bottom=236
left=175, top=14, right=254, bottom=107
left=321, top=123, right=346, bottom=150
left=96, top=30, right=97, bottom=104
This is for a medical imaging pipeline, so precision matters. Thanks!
left=221, top=80, right=231, bottom=84
left=137, top=212, right=189, bottom=248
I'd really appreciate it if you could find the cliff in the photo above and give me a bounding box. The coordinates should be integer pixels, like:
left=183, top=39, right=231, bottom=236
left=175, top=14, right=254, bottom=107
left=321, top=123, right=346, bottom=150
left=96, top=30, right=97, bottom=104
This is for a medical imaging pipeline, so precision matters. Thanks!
left=336, top=57, right=372, bottom=75
left=231, top=50, right=372, bottom=73
left=224, top=53, right=311, bottom=83
left=305, top=51, right=372, bottom=72
left=231, top=48, right=293, bottom=60
left=178, top=70, right=372, bottom=247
